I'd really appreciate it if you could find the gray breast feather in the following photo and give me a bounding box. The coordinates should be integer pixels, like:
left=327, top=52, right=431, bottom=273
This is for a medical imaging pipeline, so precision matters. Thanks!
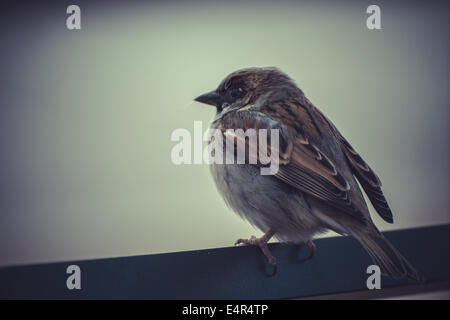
left=210, top=162, right=328, bottom=243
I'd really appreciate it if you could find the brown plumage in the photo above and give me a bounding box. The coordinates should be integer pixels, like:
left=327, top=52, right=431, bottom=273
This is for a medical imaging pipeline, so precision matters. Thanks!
left=194, top=67, right=423, bottom=281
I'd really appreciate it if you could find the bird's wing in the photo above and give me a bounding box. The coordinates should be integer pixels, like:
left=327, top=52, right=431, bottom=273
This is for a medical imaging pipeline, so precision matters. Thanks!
left=217, top=106, right=368, bottom=224
left=259, top=95, right=393, bottom=224
left=261, top=93, right=394, bottom=224
left=336, top=134, right=394, bottom=223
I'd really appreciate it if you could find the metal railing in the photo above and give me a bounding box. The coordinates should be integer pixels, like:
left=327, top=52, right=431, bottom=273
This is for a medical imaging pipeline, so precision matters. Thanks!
left=1, top=224, right=449, bottom=299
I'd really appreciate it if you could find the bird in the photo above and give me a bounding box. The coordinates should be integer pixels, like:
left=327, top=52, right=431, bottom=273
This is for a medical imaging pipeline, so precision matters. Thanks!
left=194, top=67, right=423, bottom=281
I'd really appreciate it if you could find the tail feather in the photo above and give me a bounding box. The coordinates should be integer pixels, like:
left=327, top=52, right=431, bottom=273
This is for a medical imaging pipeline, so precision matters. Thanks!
left=352, top=229, right=424, bottom=282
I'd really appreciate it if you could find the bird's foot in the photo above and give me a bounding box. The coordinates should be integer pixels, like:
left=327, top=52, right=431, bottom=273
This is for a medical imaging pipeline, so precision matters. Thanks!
left=306, top=240, right=316, bottom=259
left=235, top=229, right=276, bottom=266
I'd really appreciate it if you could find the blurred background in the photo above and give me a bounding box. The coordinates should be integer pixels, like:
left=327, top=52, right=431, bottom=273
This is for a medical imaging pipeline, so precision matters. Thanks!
left=0, top=0, right=448, bottom=267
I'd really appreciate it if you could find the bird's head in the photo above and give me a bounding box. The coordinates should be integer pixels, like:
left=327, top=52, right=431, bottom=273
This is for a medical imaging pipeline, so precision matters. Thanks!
left=194, top=67, right=301, bottom=114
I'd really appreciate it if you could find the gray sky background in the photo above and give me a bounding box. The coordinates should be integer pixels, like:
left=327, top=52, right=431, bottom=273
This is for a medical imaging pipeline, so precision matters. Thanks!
left=0, top=0, right=448, bottom=266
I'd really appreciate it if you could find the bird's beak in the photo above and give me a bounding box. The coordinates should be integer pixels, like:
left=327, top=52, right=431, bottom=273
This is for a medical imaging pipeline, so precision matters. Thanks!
left=194, top=91, right=224, bottom=108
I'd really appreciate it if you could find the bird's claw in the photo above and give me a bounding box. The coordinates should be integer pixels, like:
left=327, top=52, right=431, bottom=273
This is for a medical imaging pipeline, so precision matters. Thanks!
left=306, top=240, right=316, bottom=259
left=234, top=235, right=257, bottom=246
left=234, top=233, right=277, bottom=272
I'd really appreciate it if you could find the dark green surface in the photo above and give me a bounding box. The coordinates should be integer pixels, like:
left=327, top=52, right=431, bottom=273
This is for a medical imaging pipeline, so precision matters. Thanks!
left=1, top=224, right=449, bottom=299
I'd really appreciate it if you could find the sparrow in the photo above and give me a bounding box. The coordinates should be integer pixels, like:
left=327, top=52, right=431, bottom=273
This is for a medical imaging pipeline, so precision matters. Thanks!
left=194, top=67, right=422, bottom=281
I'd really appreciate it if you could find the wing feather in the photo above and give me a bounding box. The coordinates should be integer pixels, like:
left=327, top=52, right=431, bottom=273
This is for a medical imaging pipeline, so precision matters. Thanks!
left=338, top=137, right=394, bottom=223
left=218, top=108, right=367, bottom=223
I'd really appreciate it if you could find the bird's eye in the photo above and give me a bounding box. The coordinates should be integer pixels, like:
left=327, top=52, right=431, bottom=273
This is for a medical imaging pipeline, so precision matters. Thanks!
left=229, top=87, right=244, bottom=99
